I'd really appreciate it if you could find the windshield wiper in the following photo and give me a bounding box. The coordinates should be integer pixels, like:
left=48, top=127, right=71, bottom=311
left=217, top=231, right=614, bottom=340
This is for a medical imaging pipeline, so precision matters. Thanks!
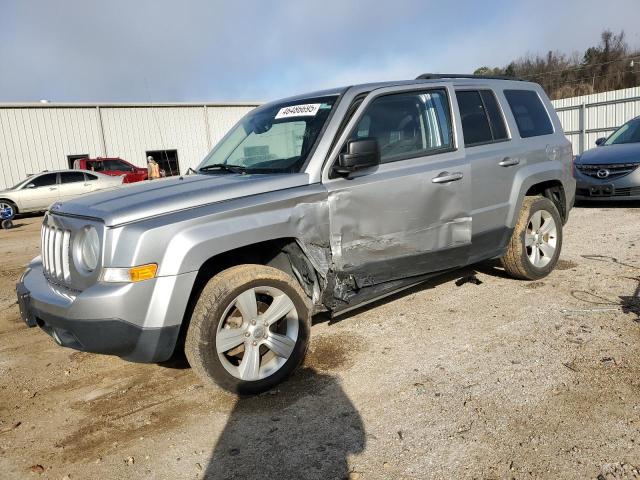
left=199, top=164, right=247, bottom=174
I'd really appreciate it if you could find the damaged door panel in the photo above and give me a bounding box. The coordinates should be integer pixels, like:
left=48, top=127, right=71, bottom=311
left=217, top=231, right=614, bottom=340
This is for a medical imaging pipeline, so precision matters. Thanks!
left=323, top=87, right=472, bottom=308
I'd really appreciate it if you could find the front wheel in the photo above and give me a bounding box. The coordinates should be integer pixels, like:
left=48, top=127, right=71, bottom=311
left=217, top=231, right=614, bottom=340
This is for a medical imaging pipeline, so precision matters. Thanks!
left=0, top=200, right=17, bottom=221
left=185, top=265, right=311, bottom=394
left=501, top=196, right=563, bottom=280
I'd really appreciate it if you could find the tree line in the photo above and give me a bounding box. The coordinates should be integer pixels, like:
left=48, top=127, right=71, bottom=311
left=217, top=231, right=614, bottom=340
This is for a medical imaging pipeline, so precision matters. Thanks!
left=474, top=30, right=640, bottom=99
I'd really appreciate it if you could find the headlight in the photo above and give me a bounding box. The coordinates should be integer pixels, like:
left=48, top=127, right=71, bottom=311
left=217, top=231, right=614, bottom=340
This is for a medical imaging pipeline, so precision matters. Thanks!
left=75, top=226, right=100, bottom=272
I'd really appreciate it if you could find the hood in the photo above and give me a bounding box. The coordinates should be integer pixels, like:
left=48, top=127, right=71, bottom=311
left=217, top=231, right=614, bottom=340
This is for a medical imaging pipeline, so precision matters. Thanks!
left=53, top=173, right=310, bottom=226
left=578, top=143, right=640, bottom=165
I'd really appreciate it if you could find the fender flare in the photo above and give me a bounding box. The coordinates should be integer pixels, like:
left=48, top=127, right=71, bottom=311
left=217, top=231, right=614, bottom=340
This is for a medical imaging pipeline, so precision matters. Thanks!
left=506, top=162, right=569, bottom=228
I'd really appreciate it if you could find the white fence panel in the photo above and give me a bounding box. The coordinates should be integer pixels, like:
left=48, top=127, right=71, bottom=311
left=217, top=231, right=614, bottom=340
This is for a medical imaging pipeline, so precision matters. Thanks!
left=552, top=86, right=640, bottom=154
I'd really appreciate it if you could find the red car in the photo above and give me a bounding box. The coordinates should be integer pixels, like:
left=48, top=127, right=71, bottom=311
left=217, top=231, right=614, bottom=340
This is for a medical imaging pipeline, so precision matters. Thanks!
left=73, top=157, right=148, bottom=183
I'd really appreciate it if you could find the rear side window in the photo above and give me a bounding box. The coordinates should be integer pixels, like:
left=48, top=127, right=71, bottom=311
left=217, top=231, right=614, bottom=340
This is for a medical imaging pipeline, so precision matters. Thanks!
left=60, top=172, right=85, bottom=183
left=456, top=90, right=508, bottom=146
left=480, top=91, right=508, bottom=140
left=349, top=89, right=453, bottom=164
left=504, top=90, right=553, bottom=138
left=85, top=173, right=98, bottom=181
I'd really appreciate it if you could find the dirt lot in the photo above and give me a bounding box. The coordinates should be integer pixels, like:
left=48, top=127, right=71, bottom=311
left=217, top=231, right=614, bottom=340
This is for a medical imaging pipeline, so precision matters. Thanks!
left=0, top=204, right=639, bottom=480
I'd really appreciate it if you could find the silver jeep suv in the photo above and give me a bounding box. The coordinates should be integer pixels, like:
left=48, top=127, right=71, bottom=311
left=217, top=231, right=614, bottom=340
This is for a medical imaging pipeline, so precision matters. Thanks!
left=17, top=75, right=575, bottom=394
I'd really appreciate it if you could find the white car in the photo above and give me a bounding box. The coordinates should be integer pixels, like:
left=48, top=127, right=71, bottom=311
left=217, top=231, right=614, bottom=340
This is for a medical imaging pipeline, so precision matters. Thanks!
left=0, top=170, right=124, bottom=220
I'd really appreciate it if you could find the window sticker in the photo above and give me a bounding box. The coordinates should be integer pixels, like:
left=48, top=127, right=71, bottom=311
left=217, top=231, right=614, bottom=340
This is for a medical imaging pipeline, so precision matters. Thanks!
left=275, top=103, right=321, bottom=119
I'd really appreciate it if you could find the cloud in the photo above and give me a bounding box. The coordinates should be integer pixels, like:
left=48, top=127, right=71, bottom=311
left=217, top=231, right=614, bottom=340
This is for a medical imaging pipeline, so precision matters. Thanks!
left=0, top=0, right=638, bottom=102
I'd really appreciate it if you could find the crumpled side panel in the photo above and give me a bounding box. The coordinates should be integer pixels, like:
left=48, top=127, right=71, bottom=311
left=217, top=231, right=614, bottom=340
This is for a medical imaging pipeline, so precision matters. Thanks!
left=290, top=201, right=332, bottom=278
left=337, top=217, right=471, bottom=268
left=327, top=166, right=472, bottom=278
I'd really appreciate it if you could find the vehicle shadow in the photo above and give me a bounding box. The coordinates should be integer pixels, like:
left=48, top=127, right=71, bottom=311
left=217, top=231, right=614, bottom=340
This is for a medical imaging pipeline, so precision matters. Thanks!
left=15, top=212, right=46, bottom=219
left=620, top=278, right=640, bottom=322
left=204, top=367, right=365, bottom=479
left=1, top=222, right=26, bottom=230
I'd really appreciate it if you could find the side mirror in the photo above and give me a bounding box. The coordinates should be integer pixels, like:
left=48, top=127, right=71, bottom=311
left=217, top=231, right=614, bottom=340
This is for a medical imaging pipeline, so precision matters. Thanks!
left=26, top=183, right=35, bottom=189
left=595, top=137, right=606, bottom=146
left=334, top=138, right=380, bottom=175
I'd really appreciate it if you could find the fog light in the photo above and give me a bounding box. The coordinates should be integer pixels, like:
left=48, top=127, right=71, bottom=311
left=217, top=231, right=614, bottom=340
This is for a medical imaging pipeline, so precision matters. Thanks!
left=102, top=264, right=158, bottom=283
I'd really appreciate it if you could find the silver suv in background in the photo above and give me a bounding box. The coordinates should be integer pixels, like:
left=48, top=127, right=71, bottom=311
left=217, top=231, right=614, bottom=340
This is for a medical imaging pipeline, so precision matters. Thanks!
left=17, top=75, right=575, bottom=394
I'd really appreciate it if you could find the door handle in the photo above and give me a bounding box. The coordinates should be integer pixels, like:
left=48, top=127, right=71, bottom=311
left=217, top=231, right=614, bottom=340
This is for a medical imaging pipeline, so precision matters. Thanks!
left=499, top=157, right=520, bottom=167
left=49, top=187, right=57, bottom=190
left=432, top=171, right=463, bottom=184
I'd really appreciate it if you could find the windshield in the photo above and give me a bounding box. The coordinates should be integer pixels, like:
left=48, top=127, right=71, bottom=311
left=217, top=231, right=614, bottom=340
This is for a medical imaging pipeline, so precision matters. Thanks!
left=198, top=96, right=338, bottom=173
left=8, top=176, right=32, bottom=190
left=605, top=118, right=640, bottom=145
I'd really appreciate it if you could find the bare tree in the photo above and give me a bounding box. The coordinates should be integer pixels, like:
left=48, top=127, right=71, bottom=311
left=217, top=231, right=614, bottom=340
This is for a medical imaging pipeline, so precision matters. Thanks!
left=474, top=30, right=639, bottom=99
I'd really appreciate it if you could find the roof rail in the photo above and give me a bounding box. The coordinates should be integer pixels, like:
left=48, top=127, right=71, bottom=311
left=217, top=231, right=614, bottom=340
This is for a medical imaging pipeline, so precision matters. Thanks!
left=416, top=73, right=526, bottom=82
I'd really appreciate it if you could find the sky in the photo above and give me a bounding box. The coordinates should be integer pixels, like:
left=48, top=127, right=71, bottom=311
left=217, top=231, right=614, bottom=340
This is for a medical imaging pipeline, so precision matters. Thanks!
left=1, top=0, right=639, bottom=103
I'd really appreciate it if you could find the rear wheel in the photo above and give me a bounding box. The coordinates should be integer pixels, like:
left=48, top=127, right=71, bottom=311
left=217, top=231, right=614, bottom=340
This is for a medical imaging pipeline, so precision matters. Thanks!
left=501, top=196, right=563, bottom=280
left=185, top=265, right=311, bottom=394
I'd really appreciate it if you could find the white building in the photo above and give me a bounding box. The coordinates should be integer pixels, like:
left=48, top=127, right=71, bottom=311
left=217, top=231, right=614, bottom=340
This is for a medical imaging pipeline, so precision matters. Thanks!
left=1, top=86, right=639, bottom=190
left=0, top=102, right=258, bottom=190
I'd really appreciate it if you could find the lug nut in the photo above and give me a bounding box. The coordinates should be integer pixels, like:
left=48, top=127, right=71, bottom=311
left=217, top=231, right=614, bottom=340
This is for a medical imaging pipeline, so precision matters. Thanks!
left=252, top=341, right=257, bottom=346
left=251, top=320, right=256, bottom=326
left=244, top=332, right=250, bottom=338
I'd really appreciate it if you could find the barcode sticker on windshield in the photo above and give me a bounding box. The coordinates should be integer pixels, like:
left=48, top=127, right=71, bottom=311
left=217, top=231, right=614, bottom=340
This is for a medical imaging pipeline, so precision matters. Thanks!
left=275, top=103, right=321, bottom=119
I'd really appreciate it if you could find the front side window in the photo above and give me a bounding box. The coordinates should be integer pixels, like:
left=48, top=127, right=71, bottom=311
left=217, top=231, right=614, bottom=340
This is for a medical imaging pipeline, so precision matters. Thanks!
left=348, top=89, right=453, bottom=164
left=88, top=161, right=103, bottom=172
left=28, top=173, right=57, bottom=188
left=605, top=117, right=640, bottom=145
left=199, top=96, right=338, bottom=173
left=504, top=90, right=553, bottom=138
left=60, top=172, right=85, bottom=183
left=85, top=173, right=98, bottom=181
left=103, top=159, right=132, bottom=171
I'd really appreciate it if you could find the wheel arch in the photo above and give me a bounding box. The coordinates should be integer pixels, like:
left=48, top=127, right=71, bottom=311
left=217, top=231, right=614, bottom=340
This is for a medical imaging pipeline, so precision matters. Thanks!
left=0, top=198, right=19, bottom=214
left=174, top=237, right=324, bottom=355
left=525, top=180, right=567, bottom=223
left=507, top=164, right=570, bottom=228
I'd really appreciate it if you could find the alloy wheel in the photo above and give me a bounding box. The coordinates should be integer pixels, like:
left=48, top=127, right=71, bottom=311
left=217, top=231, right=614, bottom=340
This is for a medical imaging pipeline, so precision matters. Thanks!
left=524, top=209, right=557, bottom=268
left=216, top=286, right=299, bottom=381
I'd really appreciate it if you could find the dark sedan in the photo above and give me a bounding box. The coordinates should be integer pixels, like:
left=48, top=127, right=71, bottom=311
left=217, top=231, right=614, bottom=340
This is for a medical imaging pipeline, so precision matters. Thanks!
left=574, top=116, right=640, bottom=201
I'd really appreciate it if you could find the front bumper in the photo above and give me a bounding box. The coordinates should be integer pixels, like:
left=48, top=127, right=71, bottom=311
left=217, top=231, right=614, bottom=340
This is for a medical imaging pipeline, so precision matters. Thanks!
left=16, top=260, right=197, bottom=362
left=574, top=168, right=640, bottom=201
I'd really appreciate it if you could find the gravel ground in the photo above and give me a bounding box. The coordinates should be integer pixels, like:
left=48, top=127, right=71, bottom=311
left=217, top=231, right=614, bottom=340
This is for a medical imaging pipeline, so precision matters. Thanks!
left=0, top=204, right=639, bottom=480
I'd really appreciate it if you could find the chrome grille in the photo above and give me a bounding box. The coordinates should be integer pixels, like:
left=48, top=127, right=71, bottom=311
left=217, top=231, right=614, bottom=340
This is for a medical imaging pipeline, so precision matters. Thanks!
left=41, top=223, right=72, bottom=283
left=575, top=163, right=639, bottom=179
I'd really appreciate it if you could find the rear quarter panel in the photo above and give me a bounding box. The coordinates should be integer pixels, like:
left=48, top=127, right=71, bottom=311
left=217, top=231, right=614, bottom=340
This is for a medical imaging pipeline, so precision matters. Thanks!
left=503, top=84, right=575, bottom=228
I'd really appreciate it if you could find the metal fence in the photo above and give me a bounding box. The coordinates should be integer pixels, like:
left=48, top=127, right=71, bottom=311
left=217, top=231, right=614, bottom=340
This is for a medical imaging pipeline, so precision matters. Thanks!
left=552, top=86, right=640, bottom=155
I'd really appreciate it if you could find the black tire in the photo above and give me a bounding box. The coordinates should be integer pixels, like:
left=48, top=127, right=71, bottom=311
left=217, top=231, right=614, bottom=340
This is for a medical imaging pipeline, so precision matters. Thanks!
left=1, top=219, right=13, bottom=229
left=185, top=264, right=311, bottom=395
left=501, top=196, right=563, bottom=280
left=0, top=200, right=17, bottom=221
